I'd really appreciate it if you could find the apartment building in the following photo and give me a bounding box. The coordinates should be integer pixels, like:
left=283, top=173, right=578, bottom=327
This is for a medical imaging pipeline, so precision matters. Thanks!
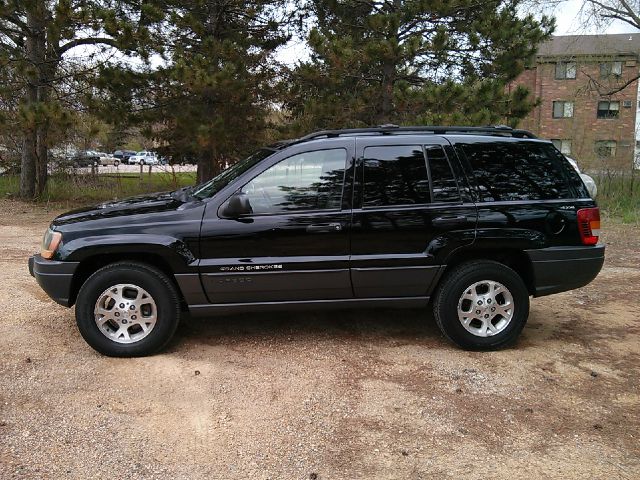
left=513, top=34, right=640, bottom=170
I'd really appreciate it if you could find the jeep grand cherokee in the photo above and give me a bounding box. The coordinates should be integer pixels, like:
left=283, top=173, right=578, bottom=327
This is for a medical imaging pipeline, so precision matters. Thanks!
left=29, top=125, right=604, bottom=356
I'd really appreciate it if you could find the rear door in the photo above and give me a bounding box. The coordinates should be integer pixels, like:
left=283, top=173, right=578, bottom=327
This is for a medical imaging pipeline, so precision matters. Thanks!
left=350, top=136, right=477, bottom=298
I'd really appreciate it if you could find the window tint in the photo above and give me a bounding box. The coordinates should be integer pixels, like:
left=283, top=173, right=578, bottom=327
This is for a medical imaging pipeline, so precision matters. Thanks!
left=363, top=145, right=430, bottom=207
left=426, top=146, right=460, bottom=203
left=243, top=149, right=346, bottom=214
left=460, top=142, right=574, bottom=201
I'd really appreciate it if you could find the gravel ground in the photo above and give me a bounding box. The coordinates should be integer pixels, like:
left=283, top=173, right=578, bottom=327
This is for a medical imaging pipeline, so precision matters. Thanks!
left=0, top=199, right=638, bottom=479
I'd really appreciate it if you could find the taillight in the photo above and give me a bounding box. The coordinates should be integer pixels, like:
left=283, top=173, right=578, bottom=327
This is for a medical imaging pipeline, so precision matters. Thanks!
left=577, top=208, right=600, bottom=245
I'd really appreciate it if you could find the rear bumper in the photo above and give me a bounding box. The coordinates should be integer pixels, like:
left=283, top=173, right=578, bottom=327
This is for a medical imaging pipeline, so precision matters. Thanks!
left=28, top=254, right=80, bottom=307
left=525, top=244, right=605, bottom=297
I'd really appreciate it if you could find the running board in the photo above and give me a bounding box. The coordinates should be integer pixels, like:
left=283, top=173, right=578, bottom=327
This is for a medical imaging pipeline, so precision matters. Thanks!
left=188, top=296, right=430, bottom=317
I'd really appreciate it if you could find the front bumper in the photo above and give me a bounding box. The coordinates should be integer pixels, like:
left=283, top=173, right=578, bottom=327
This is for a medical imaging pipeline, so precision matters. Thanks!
left=28, top=254, right=80, bottom=307
left=525, top=244, right=605, bottom=297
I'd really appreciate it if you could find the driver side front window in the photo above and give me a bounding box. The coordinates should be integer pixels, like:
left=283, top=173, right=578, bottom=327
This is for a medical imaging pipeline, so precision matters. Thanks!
left=243, top=149, right=347, bottom=215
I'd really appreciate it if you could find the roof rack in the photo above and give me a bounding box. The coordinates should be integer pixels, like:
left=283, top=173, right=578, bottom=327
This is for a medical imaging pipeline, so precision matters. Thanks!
left=294, top=124, right=537, bottom=143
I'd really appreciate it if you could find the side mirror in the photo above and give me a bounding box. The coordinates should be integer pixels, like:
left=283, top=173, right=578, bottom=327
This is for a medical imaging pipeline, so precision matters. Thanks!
left=219, top=192, right=252, bottom=218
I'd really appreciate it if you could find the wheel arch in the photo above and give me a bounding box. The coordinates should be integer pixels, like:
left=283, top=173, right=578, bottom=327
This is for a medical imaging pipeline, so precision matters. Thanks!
left=69, top=252, right=188, bottom=308
left=440, top=248, right=535, bottom=296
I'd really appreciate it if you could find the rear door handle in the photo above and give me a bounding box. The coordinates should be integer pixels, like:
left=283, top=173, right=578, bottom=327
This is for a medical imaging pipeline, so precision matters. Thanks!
left=432, top=215, right=467, bottom=226
left=306, top=223, right=343, bottom=233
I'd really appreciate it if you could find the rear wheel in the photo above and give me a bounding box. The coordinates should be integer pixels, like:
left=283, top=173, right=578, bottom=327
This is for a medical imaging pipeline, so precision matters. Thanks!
left=432, top=260, right=529, bottom=350
left=75, top=262, right=181, bottom=357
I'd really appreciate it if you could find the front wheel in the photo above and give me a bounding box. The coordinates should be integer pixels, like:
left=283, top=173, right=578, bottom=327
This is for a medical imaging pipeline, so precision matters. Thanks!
left=114, top=159, right=120, bottom=167
left=75, top=262, right=181, bottom=357
left=432, top=260, right=530, bottom=350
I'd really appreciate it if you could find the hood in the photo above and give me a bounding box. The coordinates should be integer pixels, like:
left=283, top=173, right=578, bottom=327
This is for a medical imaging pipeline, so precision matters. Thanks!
left=52, top=190, right=187, bottom=227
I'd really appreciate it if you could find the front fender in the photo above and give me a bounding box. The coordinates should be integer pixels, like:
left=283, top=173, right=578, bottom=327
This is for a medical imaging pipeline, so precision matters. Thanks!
left=58, top=234, right=197, bottom=272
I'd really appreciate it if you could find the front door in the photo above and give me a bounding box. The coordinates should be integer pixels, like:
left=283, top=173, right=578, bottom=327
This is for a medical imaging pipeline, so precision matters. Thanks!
left=350, top=136, right=477, bottom=298
left=199, top=138, right=355, bottom=304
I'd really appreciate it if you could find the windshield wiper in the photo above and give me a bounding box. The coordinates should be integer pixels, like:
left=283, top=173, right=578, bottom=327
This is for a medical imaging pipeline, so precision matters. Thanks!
left=171, top=185, right=196, bottom=201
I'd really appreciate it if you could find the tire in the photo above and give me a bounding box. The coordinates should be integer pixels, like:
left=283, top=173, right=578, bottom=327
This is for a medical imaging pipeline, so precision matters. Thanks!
left=114, top=160, right=120, bottom=167
left=139, top=160, right=144, bottom=165
left=75, top=262, right=181, bottom=357
left=432, top=260, right=529, bottom=350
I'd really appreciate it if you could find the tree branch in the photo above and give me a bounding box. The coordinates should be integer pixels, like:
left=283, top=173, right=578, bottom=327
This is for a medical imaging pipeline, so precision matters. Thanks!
left=58, top=37, right=119, bottom=55
left=581, top=68, right=640, bottom=96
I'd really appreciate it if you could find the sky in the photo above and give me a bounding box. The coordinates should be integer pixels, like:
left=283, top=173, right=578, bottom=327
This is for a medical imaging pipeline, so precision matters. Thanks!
left=275, top=0, right=640, bottom=65
left=551, top=0, right=638, bottom=35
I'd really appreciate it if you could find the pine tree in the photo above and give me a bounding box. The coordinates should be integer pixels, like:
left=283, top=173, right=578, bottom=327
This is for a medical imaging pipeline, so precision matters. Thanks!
left=286, top=0, right=554, bottom=130
left=0, top=0, right=164, bottom=198
left=126, top=0, right=291, bottom=182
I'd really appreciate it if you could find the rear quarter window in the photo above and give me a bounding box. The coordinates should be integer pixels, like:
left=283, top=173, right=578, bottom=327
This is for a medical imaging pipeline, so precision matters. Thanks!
left=459, top=141, right=582, bottom=201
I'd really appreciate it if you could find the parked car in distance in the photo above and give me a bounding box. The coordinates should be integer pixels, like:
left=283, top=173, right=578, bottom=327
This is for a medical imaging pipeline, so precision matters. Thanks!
left=113, top=150, right=136, bottom=162
left=69, top=150, right=100, bottom=167
left=565, top=156, right=597, bottom=199
left=97, top=152, right=120, bottom=166
left=29, top=125, right=604, bottom=357
left=128, top=151, right=159, bottom=165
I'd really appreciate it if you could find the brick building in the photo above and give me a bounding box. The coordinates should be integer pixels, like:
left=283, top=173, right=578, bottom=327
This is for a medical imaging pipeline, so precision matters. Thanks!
left=513, top=34, right=640, bottom=170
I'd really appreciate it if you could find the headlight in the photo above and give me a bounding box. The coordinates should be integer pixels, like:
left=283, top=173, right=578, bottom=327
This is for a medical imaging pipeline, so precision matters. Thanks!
left=41, top=228, right=62, bottom=259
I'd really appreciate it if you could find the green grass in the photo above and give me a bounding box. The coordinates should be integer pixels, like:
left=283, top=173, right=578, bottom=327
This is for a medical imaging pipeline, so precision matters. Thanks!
left=593, top=171, right=640, bottom=224
left=0, top=171, right=197, bottom=205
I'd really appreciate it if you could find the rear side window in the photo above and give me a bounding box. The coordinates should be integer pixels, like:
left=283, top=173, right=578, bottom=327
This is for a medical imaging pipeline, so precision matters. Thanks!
left=426, top=146, right=461, bottom=203
left=363, top=145, right=430, bottom=207
left=460, top=142, right=574, bottom=201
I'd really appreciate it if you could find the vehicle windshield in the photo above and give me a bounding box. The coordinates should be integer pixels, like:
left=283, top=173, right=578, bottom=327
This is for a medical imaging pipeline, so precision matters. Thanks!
left=191, top=148, right=275, bottom=200
left=137, top=151, right=145, bottom=155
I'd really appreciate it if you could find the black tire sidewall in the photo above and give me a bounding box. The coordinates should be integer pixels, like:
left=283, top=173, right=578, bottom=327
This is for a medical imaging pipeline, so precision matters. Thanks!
left=434, top=262, right=530, bottom=350
left=75, top=264, right=180, bottom=357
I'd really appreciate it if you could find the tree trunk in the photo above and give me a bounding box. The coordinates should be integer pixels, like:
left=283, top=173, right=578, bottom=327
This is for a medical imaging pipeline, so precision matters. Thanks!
left=35, top=121, right=48, bottom=196
left=20, top=126, right=38, bottom=199
left=378, top=60, right=395, bottom=125
left=197, top=152, right=214, bottom=183
left=20, top=3, right=47, bottom=199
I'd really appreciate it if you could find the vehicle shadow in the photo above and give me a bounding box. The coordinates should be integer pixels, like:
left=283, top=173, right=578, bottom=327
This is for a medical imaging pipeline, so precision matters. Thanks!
left=170, top=307, right=444, bottom=349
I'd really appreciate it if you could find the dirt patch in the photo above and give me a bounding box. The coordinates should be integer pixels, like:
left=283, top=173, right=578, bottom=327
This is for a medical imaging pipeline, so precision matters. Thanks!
left=0, top=199, right=638, bottom=479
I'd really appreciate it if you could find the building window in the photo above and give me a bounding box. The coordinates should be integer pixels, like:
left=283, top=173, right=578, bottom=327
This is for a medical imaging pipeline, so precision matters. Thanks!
left=600, top=61, right=623, bottom=77
left=597, top=100, right=620, bottom=119
left=551, top=139, right=572, bottom=155
left=555, top=61, right=576, bottom=79
left=594, top=140, right=617, bottom=157
left=552, top=101, right=574, bottom=118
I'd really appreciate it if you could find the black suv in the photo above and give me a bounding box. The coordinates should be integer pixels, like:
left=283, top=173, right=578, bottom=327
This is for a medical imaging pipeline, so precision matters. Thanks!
left=29, top=126, right=604, bottom=357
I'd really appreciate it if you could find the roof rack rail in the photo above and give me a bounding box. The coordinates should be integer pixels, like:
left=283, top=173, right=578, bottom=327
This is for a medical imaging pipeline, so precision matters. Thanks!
left=294, top=125, right=537, bottom=143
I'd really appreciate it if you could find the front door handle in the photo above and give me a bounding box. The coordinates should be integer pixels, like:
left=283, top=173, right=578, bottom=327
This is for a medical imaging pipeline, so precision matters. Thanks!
left=432, top=215, right=467, bottom=227
left=306, top=223, right=343, bottom=233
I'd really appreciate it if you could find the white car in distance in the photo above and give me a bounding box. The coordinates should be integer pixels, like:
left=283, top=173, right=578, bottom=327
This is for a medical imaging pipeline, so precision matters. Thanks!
left=565, top=156, right=597, bottom=199
left=97, top=152, right=120, bottom=166
left=128, top=151, right=159, bottom=165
